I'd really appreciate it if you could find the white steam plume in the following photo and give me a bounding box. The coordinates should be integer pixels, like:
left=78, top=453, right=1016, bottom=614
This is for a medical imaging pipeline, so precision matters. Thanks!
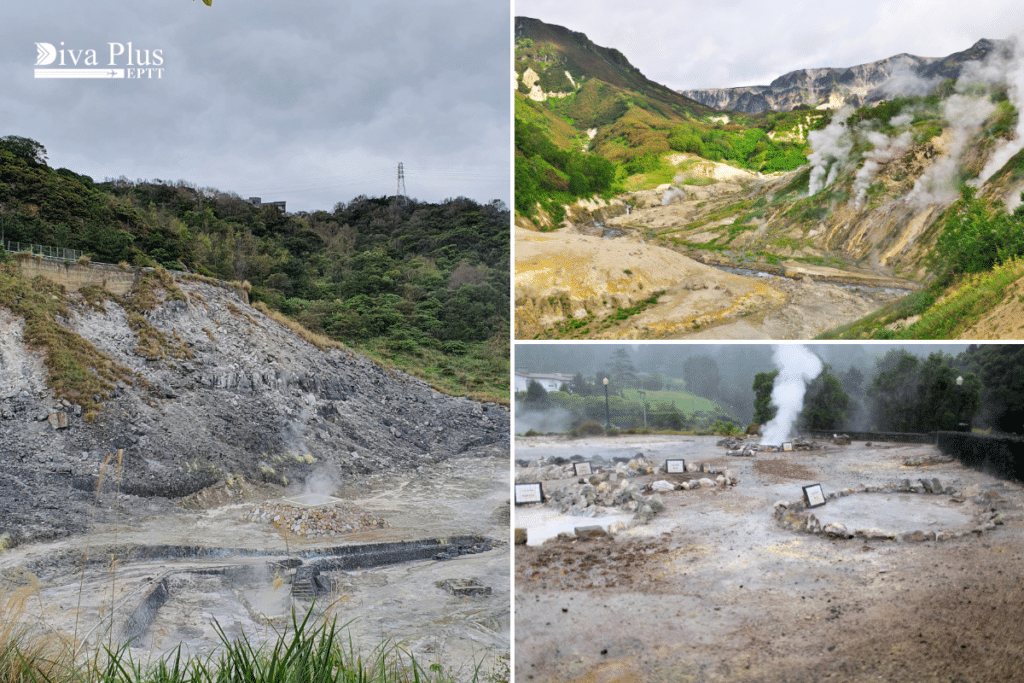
left=853, top=127, right=914, bottom=207
left=807, top=106, right=854, bottom=196
left=907, top=93, right=996, bottom=205
left=302, top=463, right=340, bottom=497
left=760, top=345, right=823, bottom=446
left=875, top=63, right=942, bottom=100
left=515, top=402, right=574, bottom=434
left=804, top=37, right=1024, bottom=209
left=662, top=186, right=686, bottom=205
left=975, top=34, right=1024, bottom=186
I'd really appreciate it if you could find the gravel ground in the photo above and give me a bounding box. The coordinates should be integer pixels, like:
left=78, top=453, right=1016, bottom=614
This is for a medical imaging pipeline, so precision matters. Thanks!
left=514, top=435, right=1024, bottom=683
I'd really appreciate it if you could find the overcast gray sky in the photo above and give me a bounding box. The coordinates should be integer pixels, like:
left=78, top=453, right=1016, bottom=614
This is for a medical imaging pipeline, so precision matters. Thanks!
left=1, top=0, right=509, bottom=213
left=516, top=1, right=1024, bottom=92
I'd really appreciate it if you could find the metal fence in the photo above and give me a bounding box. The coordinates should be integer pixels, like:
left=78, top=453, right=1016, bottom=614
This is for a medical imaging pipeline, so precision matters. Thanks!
left=2, top=238, right=84, bottom=262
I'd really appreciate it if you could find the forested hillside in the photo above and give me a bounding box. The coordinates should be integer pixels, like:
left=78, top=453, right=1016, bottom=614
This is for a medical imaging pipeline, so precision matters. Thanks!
left=514, top=17, right=818, bottom=224
left=0, top=135, right=508, bottom=400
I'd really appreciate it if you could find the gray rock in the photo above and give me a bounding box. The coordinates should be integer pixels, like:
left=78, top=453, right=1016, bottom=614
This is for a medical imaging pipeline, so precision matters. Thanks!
left=575, top=525, right=608, bottom=539
left=823, top=522, right=849, bottom=538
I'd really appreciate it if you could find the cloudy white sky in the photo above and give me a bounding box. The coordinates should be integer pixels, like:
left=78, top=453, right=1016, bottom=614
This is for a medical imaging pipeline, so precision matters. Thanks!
left=516, top=1, right=1024, bottom=92
left=0, top=0, right=509, bottom=213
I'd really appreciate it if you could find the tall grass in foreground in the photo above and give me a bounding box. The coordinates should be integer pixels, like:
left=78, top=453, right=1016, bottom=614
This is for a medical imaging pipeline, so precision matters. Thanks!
left=2, top=606, right=501, bottom=683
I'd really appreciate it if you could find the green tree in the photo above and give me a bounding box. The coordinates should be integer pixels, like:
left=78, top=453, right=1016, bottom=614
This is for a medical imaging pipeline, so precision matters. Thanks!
left=569, top=372, right=592, bottom=396
left=799, top=368, right=850, bottom=430
left=959, top=344, right=1024, bottom=433
left=610, top=348, right=639, bottom=394
left=932, top=187, right=1024, bottom=275
left=752, top=369, right=778, bottom=424
left=524, top=379, right=549, bottom=408
left=869, top=350, right=980, bottom=432
left=0, top=136, right=47, bottom=166
left=868, top=349, right=921, bottom=431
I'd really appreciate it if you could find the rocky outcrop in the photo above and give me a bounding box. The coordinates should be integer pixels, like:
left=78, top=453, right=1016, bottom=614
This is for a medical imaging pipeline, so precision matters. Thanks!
left=681, top=39, right=1005, bottom=113
left=0, top=277, right=509, bottom=545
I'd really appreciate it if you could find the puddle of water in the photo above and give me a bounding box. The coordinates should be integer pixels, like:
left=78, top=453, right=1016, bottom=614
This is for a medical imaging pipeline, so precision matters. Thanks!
left=814, top=493, right=974, bottom=532
left=514, top=505, right=632, bottom=545
left=592, top=221, right=623, bottom=239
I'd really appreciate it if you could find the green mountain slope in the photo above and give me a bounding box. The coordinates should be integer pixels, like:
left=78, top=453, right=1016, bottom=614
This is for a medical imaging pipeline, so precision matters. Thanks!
left=514, top=17, right=820, bottom=225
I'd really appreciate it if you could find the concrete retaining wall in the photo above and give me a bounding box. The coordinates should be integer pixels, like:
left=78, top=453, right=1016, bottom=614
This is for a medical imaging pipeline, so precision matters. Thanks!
left=13, top=257, right=249, bottom=303
left=15, top=257, right=139, bottom=295
left=936, top=431, right=1024, bottom=484
left=120, top=575, right=170, bottom=645
left=808, top=430, right=936, bottom=444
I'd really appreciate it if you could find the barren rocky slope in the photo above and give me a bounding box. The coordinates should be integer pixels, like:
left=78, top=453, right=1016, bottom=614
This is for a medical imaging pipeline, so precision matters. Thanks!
left=0, top=273, right=509, bottom=546
left=680, top=38, right=1003, bottom=113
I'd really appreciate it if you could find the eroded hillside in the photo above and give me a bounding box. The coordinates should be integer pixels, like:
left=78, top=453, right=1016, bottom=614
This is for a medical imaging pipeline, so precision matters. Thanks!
left=0, top=266, right=509, bottom=545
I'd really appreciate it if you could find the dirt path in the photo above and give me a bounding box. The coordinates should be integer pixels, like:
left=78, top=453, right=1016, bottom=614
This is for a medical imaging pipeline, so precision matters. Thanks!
left=514, top=435, right=1024, bottom=682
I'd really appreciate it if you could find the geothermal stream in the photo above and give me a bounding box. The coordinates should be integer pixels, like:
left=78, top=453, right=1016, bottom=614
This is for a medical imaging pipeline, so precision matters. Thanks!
left=713, top=264, right=913, bottom=296
left=0, top=455, right=509, bottom=677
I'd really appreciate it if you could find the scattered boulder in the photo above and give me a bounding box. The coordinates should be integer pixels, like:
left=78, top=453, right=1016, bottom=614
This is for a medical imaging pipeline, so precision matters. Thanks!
left=823, top=522, right=849, bottom=538
left=575, top=525, right=608, bottom=540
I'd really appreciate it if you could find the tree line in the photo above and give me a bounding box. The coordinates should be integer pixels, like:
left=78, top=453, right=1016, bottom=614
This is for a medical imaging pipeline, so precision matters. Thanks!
left=517, top=345, right=1024, bottom=436
left=0, top=135, right=509, bottom=399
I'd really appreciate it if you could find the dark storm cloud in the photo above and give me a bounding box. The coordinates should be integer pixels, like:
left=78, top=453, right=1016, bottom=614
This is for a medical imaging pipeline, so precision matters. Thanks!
left=0, top=0, right=509, bottom=211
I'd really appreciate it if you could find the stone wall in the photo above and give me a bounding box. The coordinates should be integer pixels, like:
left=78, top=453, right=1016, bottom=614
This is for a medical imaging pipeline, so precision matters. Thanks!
left=14, top=257, right=249, bottom=303
left=807, top=430, right=936, bottom=444
left=15, top=257, right=140, bottom=296
left=936, top=431, right=1024, bottom=484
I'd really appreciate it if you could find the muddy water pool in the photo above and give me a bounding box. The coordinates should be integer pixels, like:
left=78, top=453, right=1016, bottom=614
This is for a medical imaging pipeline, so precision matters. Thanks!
left=1, top=455, right=509, bottom=678
left=812, top=492, right=974, bottom=533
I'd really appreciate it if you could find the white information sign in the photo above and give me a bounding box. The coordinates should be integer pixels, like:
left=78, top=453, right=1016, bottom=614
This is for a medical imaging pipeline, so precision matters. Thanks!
left=514, top=483, right=544, bottom=505
left=803, top=483, right=826, bottom=508
left=665, top=459, right=686, bottom=474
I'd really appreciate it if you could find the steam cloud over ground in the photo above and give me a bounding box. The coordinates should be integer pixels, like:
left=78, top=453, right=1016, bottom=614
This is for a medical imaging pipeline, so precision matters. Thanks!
left=807, top=31, right=1024, bottom=209
left=761, top=345, right=823, bottom=446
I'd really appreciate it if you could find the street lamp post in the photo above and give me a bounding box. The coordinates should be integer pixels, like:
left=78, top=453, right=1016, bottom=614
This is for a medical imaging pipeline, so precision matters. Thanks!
left=603, top=377, right=611, bottom=430
left=638, top=389, right=647, bottom=430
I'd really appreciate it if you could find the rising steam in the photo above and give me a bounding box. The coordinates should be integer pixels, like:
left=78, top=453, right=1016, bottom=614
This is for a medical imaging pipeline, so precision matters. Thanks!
left=805, top=32, right=1024, bottom=209
left=760, top=345, right=823, bottom=446
left=662, top=186, right=686, bottom=205
left=807, top=106, right=854, bottom=196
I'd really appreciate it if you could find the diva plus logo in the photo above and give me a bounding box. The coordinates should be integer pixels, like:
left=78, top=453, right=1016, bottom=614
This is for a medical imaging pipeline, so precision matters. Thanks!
left=34, top=42, right=164, bottom=79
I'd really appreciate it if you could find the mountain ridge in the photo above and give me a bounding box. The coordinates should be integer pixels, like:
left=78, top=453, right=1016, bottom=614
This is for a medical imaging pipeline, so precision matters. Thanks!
left=680, top=38, right=1007, bottom=113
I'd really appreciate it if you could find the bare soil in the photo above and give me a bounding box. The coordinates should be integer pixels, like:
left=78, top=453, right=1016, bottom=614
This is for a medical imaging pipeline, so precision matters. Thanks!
left=514, top=435, right=1024, bottom=683
left=514, top=226, right=907, bottom=340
